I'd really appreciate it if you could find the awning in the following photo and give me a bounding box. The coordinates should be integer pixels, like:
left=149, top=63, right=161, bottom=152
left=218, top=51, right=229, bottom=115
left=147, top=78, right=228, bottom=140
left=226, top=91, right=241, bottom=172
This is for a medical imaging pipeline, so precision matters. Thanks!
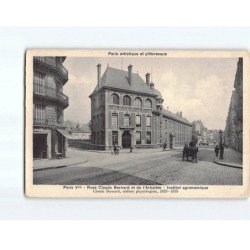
left=57, top=129, right=76, bottom=139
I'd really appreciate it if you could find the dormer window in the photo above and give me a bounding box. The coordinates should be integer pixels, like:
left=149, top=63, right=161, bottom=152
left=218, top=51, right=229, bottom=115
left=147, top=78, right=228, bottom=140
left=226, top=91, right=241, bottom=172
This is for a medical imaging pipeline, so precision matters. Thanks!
left=135, top=97, right=142, bottom=108
left=145, top=99, right=152, bottom=108
left=123, top=95, right=131, bottom=106
left=112, top=93, right=119, bottom=105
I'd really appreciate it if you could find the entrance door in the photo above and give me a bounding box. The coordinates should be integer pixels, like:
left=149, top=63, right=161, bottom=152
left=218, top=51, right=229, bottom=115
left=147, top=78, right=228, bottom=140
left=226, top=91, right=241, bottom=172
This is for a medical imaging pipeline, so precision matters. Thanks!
left=122, top=130, right=131, bottom=148
left=33, top=134, right=47, bottom=159
left=169, top=134, right=173, bottom=149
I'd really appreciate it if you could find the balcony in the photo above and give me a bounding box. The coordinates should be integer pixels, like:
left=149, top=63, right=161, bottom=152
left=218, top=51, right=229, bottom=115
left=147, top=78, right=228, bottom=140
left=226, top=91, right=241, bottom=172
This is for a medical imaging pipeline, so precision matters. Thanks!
left=34, top=83, right=69, bottom=108
left=33, top=117, right=48, bottom=125
left=34, top=57, right=68, bottom=84
left=33, top=117, right=65, bottom=127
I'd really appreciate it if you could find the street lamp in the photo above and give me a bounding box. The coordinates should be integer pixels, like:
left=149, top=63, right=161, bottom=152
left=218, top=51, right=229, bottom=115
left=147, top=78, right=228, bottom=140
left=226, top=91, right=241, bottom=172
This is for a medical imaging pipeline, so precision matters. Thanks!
left=219, top=130, right=224, bottom=159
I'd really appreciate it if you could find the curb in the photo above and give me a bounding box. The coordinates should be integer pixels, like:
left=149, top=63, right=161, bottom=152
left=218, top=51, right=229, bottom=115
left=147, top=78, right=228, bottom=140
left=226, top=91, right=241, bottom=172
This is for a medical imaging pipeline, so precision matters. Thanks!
left=213, top=160, right=242, bottom=169
left=33, top=160, right=89, bottom=172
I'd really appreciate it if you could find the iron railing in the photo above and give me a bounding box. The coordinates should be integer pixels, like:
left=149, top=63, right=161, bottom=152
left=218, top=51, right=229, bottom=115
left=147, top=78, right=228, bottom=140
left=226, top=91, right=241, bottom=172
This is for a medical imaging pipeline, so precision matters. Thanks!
left=33, top=117, right=48, bottom=125
left=34, top=83, right=69, bottom=107
left=34, top=57, right=68, bottom=79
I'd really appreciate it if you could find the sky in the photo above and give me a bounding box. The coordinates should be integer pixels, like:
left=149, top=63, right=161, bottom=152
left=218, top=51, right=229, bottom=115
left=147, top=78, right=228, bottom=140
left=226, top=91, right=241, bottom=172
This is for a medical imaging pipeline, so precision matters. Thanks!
left=63, top=57, right=238, bottom=130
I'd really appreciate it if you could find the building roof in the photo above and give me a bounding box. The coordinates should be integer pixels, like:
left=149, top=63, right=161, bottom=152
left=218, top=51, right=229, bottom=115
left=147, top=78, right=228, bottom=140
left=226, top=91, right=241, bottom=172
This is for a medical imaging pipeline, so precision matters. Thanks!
left=162, top=108, right=191, bottom=126
left=71, top=124, right=91, bottom=133
left=92, top=66, right=160, bottom=97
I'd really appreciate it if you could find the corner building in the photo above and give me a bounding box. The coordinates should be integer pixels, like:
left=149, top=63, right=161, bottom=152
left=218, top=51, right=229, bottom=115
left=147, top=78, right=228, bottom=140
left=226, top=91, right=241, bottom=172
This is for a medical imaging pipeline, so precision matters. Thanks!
left=224, top=58, right=243, bottom=152
left=33, top=56, right=70, bottom=159
left=89, top=64, right=192, bottom=150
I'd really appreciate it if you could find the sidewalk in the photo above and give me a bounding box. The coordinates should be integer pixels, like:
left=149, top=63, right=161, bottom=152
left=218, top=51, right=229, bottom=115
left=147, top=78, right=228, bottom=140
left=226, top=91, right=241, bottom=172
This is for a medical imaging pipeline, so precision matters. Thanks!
left=213, top=148, right=243, bottom=169
left=69, top=146, right=174, bottom=154
left=33, top=157, right=88, bottom=171
left=33, top=146, right=180, bottom=171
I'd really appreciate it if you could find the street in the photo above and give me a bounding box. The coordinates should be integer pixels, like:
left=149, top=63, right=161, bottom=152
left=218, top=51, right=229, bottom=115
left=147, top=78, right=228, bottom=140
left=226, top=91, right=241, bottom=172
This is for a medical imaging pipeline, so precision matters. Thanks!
left=33, top=147, right=242, bottom=185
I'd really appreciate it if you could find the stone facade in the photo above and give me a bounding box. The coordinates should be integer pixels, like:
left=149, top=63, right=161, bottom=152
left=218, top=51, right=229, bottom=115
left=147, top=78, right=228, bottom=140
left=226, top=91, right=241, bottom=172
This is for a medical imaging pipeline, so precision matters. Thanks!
left=224, top=58, right=243, bottom=153
left=33, top=56, right=69, bottom=159
left=89, top=64, right=192, bottom=150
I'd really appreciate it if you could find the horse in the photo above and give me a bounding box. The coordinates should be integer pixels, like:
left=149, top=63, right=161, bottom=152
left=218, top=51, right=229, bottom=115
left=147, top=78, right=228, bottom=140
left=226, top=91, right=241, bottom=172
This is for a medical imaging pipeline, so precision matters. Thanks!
left=182, top=146, right=198, bottom=163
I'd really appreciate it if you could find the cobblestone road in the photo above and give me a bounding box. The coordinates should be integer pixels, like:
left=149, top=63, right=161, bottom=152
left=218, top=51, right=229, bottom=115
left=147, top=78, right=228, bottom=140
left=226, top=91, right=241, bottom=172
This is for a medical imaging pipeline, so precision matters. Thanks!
left=34, top=147, right=243, bottom=185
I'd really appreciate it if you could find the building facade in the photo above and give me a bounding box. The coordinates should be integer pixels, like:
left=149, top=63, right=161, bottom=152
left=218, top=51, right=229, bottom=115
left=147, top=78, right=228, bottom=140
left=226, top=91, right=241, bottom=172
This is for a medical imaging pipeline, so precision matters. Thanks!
left=33, top=56, right=70, bottom=159
left=89, top=64, right=192, bottom=150
left=224, top=58, right=243, bottom=152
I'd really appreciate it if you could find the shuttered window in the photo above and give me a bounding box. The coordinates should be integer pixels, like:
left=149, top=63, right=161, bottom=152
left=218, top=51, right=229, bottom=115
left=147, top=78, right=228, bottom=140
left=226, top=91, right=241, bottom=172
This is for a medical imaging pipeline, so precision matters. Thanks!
left=112, top=113, right=118, bottom=127
left=124, top=114, right=130, bottom=127
left=136, top=131, right=141, bottom=144
left=146, top=116, right=151, bottom=127
left=136, top=115, right=141, bottom=126
left=146, top=132, right=151, bottom=144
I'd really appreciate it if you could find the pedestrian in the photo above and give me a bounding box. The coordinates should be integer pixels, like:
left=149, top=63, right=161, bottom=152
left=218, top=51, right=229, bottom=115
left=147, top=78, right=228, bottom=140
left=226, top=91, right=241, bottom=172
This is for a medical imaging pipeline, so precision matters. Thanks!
left=163, top=142, right=167, bottom=151
left=113, top=143, right=118, bottom=155
left=215, top=144, right=219, bottom=157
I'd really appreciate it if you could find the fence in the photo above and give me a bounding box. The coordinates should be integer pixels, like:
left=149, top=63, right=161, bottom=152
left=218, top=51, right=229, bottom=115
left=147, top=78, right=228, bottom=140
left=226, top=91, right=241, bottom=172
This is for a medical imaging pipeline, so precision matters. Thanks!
left=68, top=139, right=106, bottom=151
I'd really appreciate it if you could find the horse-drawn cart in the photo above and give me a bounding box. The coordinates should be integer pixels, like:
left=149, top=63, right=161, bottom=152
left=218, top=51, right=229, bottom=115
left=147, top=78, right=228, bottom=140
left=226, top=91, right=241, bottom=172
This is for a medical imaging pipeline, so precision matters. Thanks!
left=182, top=146, right=198, bottom=163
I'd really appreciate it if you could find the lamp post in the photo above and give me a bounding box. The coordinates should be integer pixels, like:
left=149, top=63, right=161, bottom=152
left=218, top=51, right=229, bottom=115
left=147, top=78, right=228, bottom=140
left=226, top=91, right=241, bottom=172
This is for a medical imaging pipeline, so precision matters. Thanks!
left=219, top=130, right=224, bottom=159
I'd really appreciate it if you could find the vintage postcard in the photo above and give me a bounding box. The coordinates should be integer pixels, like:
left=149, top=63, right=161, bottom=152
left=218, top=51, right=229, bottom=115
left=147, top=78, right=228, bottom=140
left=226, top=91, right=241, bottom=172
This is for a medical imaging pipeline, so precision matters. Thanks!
left=25, top=50, right=250, bottom=198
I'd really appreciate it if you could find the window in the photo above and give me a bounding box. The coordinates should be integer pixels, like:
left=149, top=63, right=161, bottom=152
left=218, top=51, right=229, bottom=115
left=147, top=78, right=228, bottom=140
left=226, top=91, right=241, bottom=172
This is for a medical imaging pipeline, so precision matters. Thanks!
left=34, top=72, right=45, bottom=94
left=135, top=97, right=142, bottom=107
left=145, top=99, right=152, bottom=108
left=146, top=116, right=151, bottom=127
left=34, top=105, right=46, bottom=124
left=112, top=93, right=119, bottom=105
left=165, top=120, right=168, bottom=129
left=123, top=95, right=131, bottom=106
left=112, top=113, right=118, bottom=127
left=112, top=131, right=118, bottom=145
left=46, top=57, right=56, bottom=63
left=124, top=114, right=130, bottom=127
left=57, top=108, right=63, bottom=124
left=136, top=115, right=141, bottom=126
left=136, top=131, right=141, bottom=144
left=146, top=132, right=151, bottom=144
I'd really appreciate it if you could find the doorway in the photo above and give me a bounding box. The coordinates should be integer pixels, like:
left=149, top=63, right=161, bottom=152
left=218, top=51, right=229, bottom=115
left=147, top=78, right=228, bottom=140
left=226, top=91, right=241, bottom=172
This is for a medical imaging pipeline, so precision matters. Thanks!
left=169, top=134, right=173, bottom=149
left=33, top=134, right=47, bottom=159
left=122, top=130, right=131, bottom=148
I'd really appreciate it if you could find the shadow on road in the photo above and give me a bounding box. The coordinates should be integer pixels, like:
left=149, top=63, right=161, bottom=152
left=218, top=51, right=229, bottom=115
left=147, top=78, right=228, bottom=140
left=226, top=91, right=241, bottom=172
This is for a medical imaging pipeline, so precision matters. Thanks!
left=34, top=166, right=162, bottom=185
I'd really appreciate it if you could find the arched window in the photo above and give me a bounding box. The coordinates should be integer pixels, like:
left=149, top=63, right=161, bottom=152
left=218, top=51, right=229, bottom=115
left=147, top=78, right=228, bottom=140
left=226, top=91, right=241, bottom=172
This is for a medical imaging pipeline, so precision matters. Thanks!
left=145, top=99, right=152, bottom=108
left=112, top=93, right=119, bottom=105
left=123, top=95, right=131, bottom=106
left=135, top=97, right=142, bottom=108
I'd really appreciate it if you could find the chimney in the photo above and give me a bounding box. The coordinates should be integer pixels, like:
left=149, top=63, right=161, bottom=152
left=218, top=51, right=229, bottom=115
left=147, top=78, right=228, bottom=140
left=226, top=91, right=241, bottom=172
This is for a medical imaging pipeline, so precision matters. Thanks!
left=150, top=82, right=154, bottom=89
left=145, top=73, right=150, bottom=86
left=97, top=63, right=101, bottom=87
left=180, top=111, right=182, bottom=117
left=128, top=64, right=132, bottom=83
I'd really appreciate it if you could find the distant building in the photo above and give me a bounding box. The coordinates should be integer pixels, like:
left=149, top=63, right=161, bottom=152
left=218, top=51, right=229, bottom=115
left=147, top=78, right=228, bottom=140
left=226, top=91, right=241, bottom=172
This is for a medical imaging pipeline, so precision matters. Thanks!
left=33, top=57, right=71, bottom=159
left=70, top=123, right=91, bottom=140
left=224, top=58, right=243, bottom=152
left=89, top=64, right=192, bottom=150
left=192, top=121, right=219, bottom=145
left=192, top=120, right=203, bottom=135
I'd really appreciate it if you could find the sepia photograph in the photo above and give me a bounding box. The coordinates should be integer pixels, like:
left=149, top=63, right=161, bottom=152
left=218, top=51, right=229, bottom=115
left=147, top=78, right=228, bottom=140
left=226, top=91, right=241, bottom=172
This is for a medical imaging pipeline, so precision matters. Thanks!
left=25, top=50, right=249, bottom=198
